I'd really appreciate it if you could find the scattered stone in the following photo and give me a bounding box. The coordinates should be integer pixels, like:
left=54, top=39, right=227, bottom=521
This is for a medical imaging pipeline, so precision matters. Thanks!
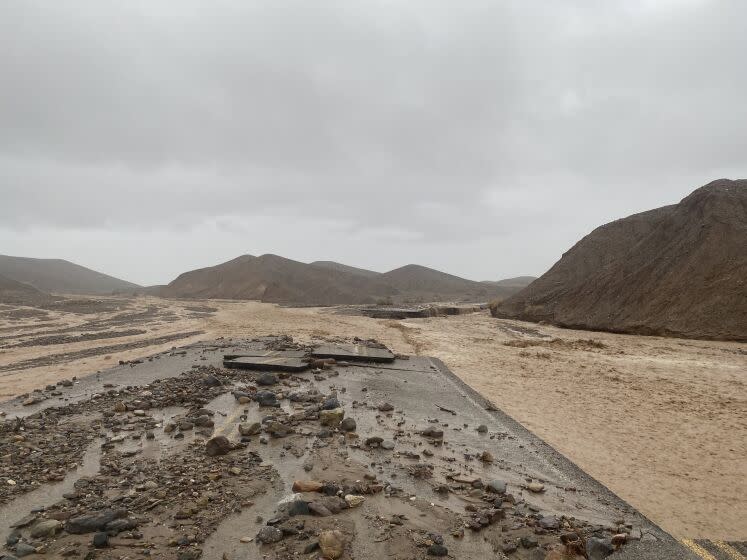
left=486, top=480, right=507, bottom=494
left=257, top=372, right=278, bottom=386
left=377, top=402, right=394, bottom=412
left=586, top=537, right=614, bottom=559
left=322, top=397, right=340, bottom=410
left=239, top=422, right=261, bottom=436
left=527, top=482, right=545, bottom=493
left=344, top=494, right=365, bottom=508
left=287, top=500, right=310, bottom=516
left=29, top=519, right=61, bottom=539
left=480, top=450, right=494, bottom=462
left=205, top=436, right=232, bottom=456
left=292, top=480, right=323, bottom=492
left=318, top=529, right=345, bottom=559
left=92, top=532, right=109, bottom=548
left=319, top=408, right=345, bottom=427
left=339, top=417, right=357, bottom=432
left=539, top=515, right=559, bottom=530
left=520, top=535, right=539, bottom=548
left=256, top=526, right=283, bottom=544
left=202, top=374, right=221, bottom=387
left=255, top=391, right=279, bottom=407
left=427, top=543, right=449, bottom=556
left=381, top=440, right=395, bottom=450
left=476, top=424, right=488, bottom=433
left=420, top=427, right=444, bottom=439
left=14, top=543, right=35, bottom=557
left=65, top=509, right=127, bottom=534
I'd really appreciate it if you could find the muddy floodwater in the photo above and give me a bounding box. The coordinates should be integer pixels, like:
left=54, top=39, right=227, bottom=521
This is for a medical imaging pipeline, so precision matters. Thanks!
left=0, top=295, right=744, bottom=543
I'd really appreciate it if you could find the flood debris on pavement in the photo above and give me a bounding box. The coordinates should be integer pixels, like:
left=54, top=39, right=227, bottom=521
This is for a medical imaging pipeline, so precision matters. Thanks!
left=0, top=335, right=684, bottom=559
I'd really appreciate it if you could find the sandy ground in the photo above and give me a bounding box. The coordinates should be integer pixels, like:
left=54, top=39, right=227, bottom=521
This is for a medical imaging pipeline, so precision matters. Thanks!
left=0, top=296, right=744, bottom=540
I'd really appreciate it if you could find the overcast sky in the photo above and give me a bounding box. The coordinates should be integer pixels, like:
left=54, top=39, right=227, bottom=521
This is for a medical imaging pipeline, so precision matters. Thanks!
left=1, top=0, right=745, bottom=286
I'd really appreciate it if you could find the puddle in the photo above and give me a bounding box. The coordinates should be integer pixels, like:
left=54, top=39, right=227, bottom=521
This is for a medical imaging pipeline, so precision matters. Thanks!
left=0, top=439, right=102, bottom=542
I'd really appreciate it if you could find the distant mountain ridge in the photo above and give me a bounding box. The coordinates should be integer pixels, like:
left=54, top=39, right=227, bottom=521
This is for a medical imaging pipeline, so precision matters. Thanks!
left=161, top=255, right=530, bottom=305
left=491, top=179, right=747, bottom=341
left=0, top=255, right=140, bottom=295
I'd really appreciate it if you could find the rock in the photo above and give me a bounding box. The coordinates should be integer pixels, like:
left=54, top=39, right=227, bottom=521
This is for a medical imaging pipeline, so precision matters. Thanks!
left=105, top=518, right=137, bottom=533
left=318, top=529, right=345, bottom=559
left=527, top=482, right=545, bottom=493
left=292, top=480, right=323, bottom=493
left=539, top=515, right=559, bottom=530
left=381, top=440, right=395, bottom=450
left=476, top=424, right=488, bottom=433
left=287, top=500, right=310, bottom=516
left=114, top=402, right=127, bottom=413
left=420, top=427, right=444, bottom=439
left=365, top=436, right=383, bottom=447
left=14, top=543, right=35, bottom=557
left=344, top=494, right=365, bottom=508
left=319, top=408, right=345, bottom=427
left=257, top=372, right=278, bottom=386
left=611, top=533, right=628, bottom=547
left=65, top=509, right=127, bottom=534
left=194, top=415, right=214, bottom=428
left=92, top=532, right=109, bottom=548
left=377, top=402, right=394, bottom=412
left=255, top=391, right=279, bottom=407
left=179, top=420, right=194, bottom=431
left=339, top=418, right=357, bottom=432
left=256, top=526, right=283, bottom=544
left=29, top=519, right=61, bottom=538
left=486, top=480, right=507, bottom=494
left=322, top=397, right=340, bottom=410
left=238, top=396, right=252, bottom=404
left=521, top=535, right=539, bottom=548
left=202, top=375, right=221, bottom=387
left=308, top=502, right=333, bottom=516
left=205, top=436, right=232, bottom=456
left=427, top=543, right=449, bottom=556
left=586, top=537, right=614, bottom=559
left=238, top=422, right=261, bottom=436
left=480, top=450, right=494, bottom=462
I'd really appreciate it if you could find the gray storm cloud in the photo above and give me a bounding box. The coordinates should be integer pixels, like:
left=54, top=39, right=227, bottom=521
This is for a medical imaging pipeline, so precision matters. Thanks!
left=1, top=0, right=745, bottom=285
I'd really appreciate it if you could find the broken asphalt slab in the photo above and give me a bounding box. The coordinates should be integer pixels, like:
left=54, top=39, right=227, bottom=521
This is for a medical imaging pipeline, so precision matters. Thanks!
left=0, top=337, right=701, bottom=559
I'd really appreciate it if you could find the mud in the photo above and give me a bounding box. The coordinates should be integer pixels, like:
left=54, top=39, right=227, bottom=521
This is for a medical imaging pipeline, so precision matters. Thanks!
left=0, top=337, right=695, bottom=560
left=0, top=331, right=204, bottom=373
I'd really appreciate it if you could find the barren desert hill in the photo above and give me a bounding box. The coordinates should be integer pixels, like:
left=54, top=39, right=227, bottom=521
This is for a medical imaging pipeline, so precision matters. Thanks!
left=159, top=254, right=400, bottom=306
left=160, top=256, right=530, bottom=305
left=0, top=273, right=54, bottom=305
left=492, top=179, right=747, bottom=341
left=381, top=264, right=519, bottom=302
left=310, top=261, right=381, bottom=278
left=0, top=254, right=140, bottom=296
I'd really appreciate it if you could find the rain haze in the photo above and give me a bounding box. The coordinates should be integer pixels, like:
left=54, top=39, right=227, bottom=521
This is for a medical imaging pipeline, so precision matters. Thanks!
left=1, top=0, right=745, bottom=285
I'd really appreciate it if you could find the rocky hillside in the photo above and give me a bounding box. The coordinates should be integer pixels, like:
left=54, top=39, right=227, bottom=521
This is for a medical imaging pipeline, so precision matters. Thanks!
left=0, top=255, right=140, bottom=295
left=160, top=254, right=399, bottom=306
left=492, top=179, right=747, bottom=341
left=162, top=257, right=529, bottom=306
left=0, top=273, right=53, bottom=305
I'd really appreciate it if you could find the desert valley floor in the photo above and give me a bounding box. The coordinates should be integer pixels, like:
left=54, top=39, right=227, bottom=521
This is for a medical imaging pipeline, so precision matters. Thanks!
left=0, top=296, right=744, bottom=542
